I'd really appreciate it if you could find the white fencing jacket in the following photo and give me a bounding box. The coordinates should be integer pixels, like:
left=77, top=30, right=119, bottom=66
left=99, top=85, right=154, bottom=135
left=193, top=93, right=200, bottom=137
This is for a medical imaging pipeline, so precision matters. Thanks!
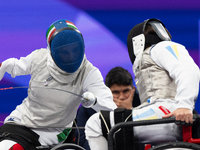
left=1, top=48, right=117, bottom=129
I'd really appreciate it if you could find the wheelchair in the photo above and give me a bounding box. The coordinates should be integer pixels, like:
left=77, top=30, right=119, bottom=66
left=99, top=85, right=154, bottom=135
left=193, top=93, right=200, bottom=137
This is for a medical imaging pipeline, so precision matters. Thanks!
left=49, top=114, right=200, bottom=150
left=107, top=114, right=200, bottom=150
left=49, top=143, right=85, bottom=150
left=2, top=116, right=200, bottom=150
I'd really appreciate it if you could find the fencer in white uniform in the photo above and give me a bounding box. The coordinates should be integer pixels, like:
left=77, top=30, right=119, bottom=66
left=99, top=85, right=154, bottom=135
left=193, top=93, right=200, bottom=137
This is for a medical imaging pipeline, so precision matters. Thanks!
left=0, top=19, right=117, bottom=149
left=85, top=18, right=200, bottom=150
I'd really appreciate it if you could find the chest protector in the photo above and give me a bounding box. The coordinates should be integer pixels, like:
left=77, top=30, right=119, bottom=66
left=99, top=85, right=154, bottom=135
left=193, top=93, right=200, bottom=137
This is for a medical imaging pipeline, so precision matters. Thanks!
left=135, top=47, right=177, bottom=104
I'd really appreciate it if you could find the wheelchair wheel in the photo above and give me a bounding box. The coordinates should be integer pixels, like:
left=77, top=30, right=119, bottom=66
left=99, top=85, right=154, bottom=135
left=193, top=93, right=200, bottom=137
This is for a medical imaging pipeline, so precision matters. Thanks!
left=50, top=143, right=85, bottom=150
left=149, top=141, right=200, bottom=150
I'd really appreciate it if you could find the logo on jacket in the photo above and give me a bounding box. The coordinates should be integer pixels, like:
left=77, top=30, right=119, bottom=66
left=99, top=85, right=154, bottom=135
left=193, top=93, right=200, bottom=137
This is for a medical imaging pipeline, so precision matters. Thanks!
left=7, top=117, right=15, bottom=121
left=165, top=45, right=179, bottom=60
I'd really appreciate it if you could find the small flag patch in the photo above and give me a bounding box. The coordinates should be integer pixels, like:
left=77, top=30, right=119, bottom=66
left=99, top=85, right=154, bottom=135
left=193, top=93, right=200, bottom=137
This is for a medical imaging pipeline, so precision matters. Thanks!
left=165, top=45, right=179, bottom=60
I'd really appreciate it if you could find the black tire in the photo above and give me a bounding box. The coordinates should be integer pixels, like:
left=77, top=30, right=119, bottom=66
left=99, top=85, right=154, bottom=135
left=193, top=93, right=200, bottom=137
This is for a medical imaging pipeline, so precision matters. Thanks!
left=50, top=143, right=85, bottom=150
left=149, top=141, right=200, bottom=150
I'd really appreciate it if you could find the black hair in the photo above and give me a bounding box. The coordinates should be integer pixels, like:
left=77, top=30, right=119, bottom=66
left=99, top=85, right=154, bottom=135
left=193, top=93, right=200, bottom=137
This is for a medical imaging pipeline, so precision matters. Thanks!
left=105, top=66, right=141, bottom=107
left=105, top=67, right=133, bottom=88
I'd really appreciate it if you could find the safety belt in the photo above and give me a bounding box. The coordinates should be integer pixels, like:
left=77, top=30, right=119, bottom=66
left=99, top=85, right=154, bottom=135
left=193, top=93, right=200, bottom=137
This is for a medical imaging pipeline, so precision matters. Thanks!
left=99, top=108, right=134, bottom=150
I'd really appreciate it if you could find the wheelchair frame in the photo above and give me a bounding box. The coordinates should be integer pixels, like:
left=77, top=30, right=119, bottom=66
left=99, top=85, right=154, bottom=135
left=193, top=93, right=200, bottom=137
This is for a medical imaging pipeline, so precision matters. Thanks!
left=50, top=114, right=200, bottom=150
left=107, top=114, right=200, bottom=150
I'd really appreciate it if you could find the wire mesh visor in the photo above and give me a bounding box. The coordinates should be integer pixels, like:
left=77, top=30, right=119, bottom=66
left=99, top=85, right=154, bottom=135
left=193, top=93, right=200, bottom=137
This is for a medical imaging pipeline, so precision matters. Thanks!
left=50, top=30, right=84, bottom=73
left=148, top=20, right=171, bottom=41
